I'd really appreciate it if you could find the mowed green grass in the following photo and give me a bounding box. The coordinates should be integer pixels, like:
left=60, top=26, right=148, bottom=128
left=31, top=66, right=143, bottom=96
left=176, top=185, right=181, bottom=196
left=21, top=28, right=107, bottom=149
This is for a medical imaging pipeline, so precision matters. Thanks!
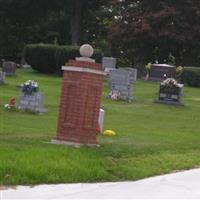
left=0, top=69, right=200, bottom=185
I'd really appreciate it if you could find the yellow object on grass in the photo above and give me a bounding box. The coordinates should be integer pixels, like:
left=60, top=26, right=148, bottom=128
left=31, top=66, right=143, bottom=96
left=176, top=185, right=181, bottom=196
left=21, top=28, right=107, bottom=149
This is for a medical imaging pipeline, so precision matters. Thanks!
left=103, top=130, right=116, bottom=136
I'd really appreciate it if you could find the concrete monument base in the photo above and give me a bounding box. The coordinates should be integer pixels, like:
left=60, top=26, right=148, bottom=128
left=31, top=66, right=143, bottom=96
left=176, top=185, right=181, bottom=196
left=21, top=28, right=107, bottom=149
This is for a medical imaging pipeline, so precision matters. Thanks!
left=51, top=139, right=100, bottom=148
left=154, top=100, right=184, bottom=106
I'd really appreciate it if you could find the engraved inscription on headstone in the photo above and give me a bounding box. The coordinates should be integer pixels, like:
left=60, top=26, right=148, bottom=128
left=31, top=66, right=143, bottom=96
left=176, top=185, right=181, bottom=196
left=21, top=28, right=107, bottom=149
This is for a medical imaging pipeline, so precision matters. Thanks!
left=18, top=92, right=47, bottom=113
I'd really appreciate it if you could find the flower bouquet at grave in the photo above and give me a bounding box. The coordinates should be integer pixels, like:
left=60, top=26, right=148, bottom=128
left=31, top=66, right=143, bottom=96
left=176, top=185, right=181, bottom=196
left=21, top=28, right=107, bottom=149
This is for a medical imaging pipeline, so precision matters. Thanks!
left=21, top=80, right=39, bottom=95
left=4, top=97, right=16, bottom=110
left=145, top=62, right=151, bottom=80
left=107, top=90, right=121, bottom=100
left=175, top=66, right=183, bottom=81
left=161, top=78, right=178, bottom=88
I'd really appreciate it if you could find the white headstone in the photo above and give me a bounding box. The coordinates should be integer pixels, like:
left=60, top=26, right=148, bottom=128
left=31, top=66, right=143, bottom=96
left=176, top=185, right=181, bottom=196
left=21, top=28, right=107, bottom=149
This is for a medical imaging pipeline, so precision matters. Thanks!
left=98, top=108, right=105, bottom=133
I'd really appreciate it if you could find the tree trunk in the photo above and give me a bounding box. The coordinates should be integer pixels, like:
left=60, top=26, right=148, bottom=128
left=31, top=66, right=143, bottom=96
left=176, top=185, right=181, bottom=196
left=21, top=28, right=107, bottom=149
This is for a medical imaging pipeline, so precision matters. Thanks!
left=70, top=0, right=82, bottom=45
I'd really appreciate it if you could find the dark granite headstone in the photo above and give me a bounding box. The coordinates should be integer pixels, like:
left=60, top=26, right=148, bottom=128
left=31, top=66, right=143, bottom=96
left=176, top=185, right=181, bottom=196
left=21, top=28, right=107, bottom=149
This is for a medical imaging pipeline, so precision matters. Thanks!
left=18, top=92, right=47, bottom=113
left=0, top=71, right=5, bottom=84
left=155, top=83, right=184, bottom=105
left=108, top=68, right=137, bottom=102
left=2, top=61, right=17, bottom=76
left=149, top=64, right=176, bottom=81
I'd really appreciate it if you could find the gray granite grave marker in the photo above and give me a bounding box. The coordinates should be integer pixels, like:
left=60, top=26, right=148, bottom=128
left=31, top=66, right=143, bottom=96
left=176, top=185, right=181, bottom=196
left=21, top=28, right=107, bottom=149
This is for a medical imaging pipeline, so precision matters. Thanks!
left=18, top=92, right=47, bottom=113
left=102, top=57, right=116, bottom=72
left=2, top=61, right=17, bottom=76
left=108, top=68, right=137, bottom=102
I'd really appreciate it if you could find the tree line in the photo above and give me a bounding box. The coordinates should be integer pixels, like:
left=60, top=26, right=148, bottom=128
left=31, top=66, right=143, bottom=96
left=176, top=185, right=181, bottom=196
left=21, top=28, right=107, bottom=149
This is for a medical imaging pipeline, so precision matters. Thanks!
left=0, top=0, right=200, bottom=66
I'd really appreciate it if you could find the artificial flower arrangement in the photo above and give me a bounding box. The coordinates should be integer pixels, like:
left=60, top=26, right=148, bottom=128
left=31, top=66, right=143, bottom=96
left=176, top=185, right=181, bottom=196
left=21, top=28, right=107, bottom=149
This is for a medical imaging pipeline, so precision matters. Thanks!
left=145, top=62, right=152, bottom=70
left=21, top=80, right=39, bottom=95
left=176, top=66, right=183, bottom=74
left=161, top=78, right=178, bottom=87
left=108, top=90, right=121, bottom=100
left=4, top=97, right=16, bottom=110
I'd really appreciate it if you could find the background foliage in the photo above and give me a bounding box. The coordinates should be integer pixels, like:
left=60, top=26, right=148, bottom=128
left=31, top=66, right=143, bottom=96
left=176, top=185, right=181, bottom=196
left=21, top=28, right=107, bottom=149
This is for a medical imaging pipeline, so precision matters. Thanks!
left=181, top=67, right=200, bottom=87
left=109, top=0, right=200, bottom=67
left=0, top=0, right=200, bottom=69
left=0, top=0, right=110, bottom=58
left=24, top=44, right=102, bottom=73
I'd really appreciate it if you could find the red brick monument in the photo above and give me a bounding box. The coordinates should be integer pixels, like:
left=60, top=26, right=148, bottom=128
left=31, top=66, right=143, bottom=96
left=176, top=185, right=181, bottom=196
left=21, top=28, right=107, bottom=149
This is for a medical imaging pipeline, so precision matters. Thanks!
left=52, top=44, right=105, bottom=146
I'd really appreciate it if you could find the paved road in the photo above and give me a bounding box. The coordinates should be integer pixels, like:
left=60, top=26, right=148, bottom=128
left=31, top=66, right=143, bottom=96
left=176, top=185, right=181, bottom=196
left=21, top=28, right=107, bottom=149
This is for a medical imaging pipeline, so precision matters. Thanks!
left=1, top=168, right=200, bottom=199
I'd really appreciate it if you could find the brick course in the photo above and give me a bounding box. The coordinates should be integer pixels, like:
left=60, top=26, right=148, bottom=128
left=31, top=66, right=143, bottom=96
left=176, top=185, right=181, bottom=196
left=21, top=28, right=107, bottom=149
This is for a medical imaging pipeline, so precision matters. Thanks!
left=55, top=60, right=104, bottom=145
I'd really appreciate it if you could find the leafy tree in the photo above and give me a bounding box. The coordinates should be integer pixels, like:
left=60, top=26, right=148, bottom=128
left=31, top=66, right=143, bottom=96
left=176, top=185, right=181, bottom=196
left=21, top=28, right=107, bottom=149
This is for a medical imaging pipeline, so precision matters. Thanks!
left=109, top=0, right=200, bottom=66
left=67, top=0, right=111, bottom=45
left=0, top=0, right=65, bottom=57
left=0, top=0, right=110, bottom=58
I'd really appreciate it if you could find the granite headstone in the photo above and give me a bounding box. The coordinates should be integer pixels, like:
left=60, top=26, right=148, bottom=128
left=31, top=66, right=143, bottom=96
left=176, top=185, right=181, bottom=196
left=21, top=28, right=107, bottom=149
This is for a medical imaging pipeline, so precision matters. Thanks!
left=18, top=92, right=47, bottom=113
left=102, top=57, right=117, bottom=73
left=149, top=64, right=176, bottom=81
left=2, top=61, right=17, bottom=76
left=155, top=80, right=184, bottom=105
left=108, top=68, right=137, bottom=102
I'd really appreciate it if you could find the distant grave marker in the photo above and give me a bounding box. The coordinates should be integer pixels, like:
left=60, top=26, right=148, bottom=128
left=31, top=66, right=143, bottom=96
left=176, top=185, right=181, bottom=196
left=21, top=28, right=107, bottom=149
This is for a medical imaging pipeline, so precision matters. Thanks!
left=18, top=92, right=47, bottom=113
left=18, top=80, right=47, bottom=113
left=102, top=57, right=117, bottom=73
left=0, top=71, right=5, bottom=84
left=155, top=78, right=184, bottom=105
left=149, top=64, right=176, bottom=81
left=2, top=61, right=17, bottom=76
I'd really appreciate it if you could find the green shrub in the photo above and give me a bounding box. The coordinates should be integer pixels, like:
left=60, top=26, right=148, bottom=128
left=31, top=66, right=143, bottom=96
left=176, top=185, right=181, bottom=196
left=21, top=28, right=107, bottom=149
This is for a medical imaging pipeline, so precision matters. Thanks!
left=24, top=44, right=57, bottom=73
left=181, top=67, right=200, bottom=87
left=24, top=44, right=102, bottom=74
left=54, top=46, right=79, bottom=71
left=93, top=49, right=102, bottom=63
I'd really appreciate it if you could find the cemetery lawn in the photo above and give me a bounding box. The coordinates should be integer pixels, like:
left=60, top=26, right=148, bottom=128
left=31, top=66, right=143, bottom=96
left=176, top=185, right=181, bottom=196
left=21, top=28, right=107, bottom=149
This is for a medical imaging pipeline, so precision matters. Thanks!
left=0, top=69, right=200, bottom=185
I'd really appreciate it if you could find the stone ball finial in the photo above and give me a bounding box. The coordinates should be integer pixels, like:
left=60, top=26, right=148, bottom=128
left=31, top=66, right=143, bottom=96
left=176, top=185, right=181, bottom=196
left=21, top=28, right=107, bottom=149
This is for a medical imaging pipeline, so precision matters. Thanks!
left=80, top=44, right=94, bottom=58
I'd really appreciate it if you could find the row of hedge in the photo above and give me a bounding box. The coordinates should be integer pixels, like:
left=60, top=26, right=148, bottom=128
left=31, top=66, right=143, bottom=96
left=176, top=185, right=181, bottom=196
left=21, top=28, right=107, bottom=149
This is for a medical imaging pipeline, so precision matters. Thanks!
left=24, top=44, right=102, bottom=74
left=181, top=67, right=200, bottom=87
